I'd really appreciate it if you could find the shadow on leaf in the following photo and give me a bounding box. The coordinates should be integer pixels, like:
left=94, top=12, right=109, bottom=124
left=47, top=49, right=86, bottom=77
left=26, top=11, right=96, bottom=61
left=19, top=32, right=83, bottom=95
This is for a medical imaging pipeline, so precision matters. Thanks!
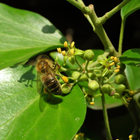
left=18, top=65, right=36, bottom=87
left=39, top=93, right=63, bottom=112
left=42, top=25, right=56, bottom=34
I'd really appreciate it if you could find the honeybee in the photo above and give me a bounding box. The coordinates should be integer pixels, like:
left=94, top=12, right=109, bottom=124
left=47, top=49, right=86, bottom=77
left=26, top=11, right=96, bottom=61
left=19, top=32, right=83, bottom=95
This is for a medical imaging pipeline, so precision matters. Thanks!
left=36, top=54, right=62, bottom=95
left=36, top=55, right=62, bottom=111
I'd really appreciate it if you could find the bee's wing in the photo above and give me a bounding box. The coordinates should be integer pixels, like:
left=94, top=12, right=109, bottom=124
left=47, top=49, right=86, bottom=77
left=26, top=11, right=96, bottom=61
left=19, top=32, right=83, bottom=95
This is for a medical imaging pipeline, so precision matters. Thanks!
left=36, top=72, right=43, bottom=94
left=39, top=93, right=47, bottom=112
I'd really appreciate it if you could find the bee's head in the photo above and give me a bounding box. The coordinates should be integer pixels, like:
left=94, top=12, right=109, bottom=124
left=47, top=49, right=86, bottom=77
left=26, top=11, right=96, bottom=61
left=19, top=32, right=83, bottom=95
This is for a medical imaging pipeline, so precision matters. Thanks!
left=36, top=59, right=49, bottom=73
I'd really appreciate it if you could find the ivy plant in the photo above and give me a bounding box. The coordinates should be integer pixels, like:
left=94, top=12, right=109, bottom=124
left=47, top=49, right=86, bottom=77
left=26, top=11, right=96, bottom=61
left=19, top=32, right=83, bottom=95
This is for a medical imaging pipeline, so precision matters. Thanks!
left=0, top=0, right=140, bottom=140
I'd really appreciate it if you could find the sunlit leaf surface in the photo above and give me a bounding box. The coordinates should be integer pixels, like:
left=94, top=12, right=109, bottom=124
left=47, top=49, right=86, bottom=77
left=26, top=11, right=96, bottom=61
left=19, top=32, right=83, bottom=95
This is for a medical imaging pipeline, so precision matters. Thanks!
left=0, top=65, right=86, bottom=140
left=0, top=3, right=66, bottom=70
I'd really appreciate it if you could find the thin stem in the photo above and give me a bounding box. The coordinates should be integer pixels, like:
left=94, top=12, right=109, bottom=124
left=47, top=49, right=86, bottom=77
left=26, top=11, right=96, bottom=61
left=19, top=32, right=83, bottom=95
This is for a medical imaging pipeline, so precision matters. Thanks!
left=101, top=91, right=112, bottom=140
left=66, top=0, right=90, bottom=13
left=88, top=65, right=103, bottom=71
left=97, top=0, right=131, bottom=25
left=104, top=71, right=117, bottom=84
left=88, top=51, right=110, bottom=69
left=85, top=60, right=89, bottom=70
left=99, top=75, right=112, bottom=140
left=60, top=66, right=79, bottom=72
left=73, top=71, right=84, bottom=84
left=88, top=5, right=118, bottom=56
left=77, top=0, right=84, bottom=5
left=84, top=14, right=95, bottom=29
left=118, top=19, right=126, bottom=56
left=67, top=1, right=118, bottom=57
left=75, top=58, right=83, bottom=70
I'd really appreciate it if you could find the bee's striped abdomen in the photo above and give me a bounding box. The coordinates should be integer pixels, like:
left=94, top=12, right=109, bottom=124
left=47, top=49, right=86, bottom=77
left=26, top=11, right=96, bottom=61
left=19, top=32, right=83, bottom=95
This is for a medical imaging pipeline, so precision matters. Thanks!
left=41, top=73, right=61, bottom=95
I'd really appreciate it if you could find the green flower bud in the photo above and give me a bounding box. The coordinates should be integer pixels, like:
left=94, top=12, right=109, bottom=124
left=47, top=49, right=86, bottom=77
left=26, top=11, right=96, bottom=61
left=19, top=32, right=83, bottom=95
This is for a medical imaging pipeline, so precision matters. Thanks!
left=88, top=80, right=99, bottom=91
left=112, top=93, right=121, bottom=99
left=68, top=56, right=75, bottom=65
left=61, top=83, right=72, bottom=94
left=101, top=84, right=112, bottom=94
left=115, top=74, right=126, bottom=84
left=84, top=50, right=95, bottom=61
left=116, top=84, right=126, bottom=96
left=80, top=74, right=88, bottom=81
left=72, top=72, right=95, bottom=81
left=72, top=71, right=80, bottom=80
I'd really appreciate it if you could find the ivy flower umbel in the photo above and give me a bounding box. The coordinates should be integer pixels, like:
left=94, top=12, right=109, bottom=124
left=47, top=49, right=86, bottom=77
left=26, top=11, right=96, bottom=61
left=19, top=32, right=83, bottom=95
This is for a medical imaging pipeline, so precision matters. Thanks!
left=57, top=41, right=84, bottom=65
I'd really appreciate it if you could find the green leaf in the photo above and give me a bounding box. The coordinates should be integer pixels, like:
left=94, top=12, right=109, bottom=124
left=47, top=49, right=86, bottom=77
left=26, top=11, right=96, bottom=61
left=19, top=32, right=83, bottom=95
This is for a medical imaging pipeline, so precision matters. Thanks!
left=125, top=65, right=140, bottom=90
left=0, top=65, right=86, bottom=140
left=121, top=0, right=140, bottom=20
left=120, top=49, right=140, bottom=66
left=0, top=3, right=66, bottom=70
left=125, top=65, right=140, bottom=118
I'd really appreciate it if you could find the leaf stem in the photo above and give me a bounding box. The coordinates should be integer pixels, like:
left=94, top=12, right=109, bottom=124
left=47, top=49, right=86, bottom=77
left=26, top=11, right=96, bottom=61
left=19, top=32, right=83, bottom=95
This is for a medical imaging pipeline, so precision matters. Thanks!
left=75, top=57, right=83, bottom=70
left=66, top=0, right=90, bottom=13
left=101, top=92, right=112, bottom=140
left=96, top=0, right=131, bottom=25
left=87, top=5, right=118, bottom=56
left=104, top=71, right=117, bottom=84
left=118, top=19, right=126, bottom=56
left=60, top=67, right=79, bottom=72
left=99, top=76, right=112, bottom=140
left=88, top=51, right=110, bottom=69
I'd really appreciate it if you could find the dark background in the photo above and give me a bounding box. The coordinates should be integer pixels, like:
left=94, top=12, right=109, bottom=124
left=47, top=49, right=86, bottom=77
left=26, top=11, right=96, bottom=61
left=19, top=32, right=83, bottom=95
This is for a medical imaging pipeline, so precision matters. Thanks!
left=0, top=0, right=138, bottom=139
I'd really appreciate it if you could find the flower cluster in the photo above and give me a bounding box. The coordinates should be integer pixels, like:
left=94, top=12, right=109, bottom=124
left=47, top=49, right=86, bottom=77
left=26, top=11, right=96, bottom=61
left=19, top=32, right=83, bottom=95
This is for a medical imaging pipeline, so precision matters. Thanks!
left=55, top=41, right=136, bottom=107
left=57, top=41, right=84, bottom=65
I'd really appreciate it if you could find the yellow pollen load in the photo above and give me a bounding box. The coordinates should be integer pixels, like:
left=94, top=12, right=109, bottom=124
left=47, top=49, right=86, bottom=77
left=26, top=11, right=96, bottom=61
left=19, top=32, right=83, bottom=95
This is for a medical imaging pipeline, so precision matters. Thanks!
left=90, top=102, right=95, bottom=105
left=64, top=41, right=68, bottom=47
left=70, top=49, right=74, bottom=55
left=57, top=48, right=61, bottom=53
left=62, top=76, right=68, bottom=83
left=129, top=135, right=132, bottom=138
left=110, top=62, right=115, bottom=66
left=117, top=65, right=120, bottom=69
left=110, top=56, right=114, bottom=60
left=75, top=134, right=78, bottom=138
left=114, top=57, right=118, bottom=63
left=115, top=69, right=120, bottom=73
left=71, top=41, right=75, bottom=48
left=129, top=91, right=134, bottom=94
left=62, top=51, right=66, bottom=56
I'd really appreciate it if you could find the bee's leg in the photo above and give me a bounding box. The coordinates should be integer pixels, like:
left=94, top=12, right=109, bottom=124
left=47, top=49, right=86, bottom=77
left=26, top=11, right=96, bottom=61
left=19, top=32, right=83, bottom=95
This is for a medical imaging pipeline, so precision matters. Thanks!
left=53, top=63, right=60, bottom=72
left=55, top=74, right=69, bottom=83
left=44, top=87, right=48, bottom=94
left=44, top=87, right=51, bottom=101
